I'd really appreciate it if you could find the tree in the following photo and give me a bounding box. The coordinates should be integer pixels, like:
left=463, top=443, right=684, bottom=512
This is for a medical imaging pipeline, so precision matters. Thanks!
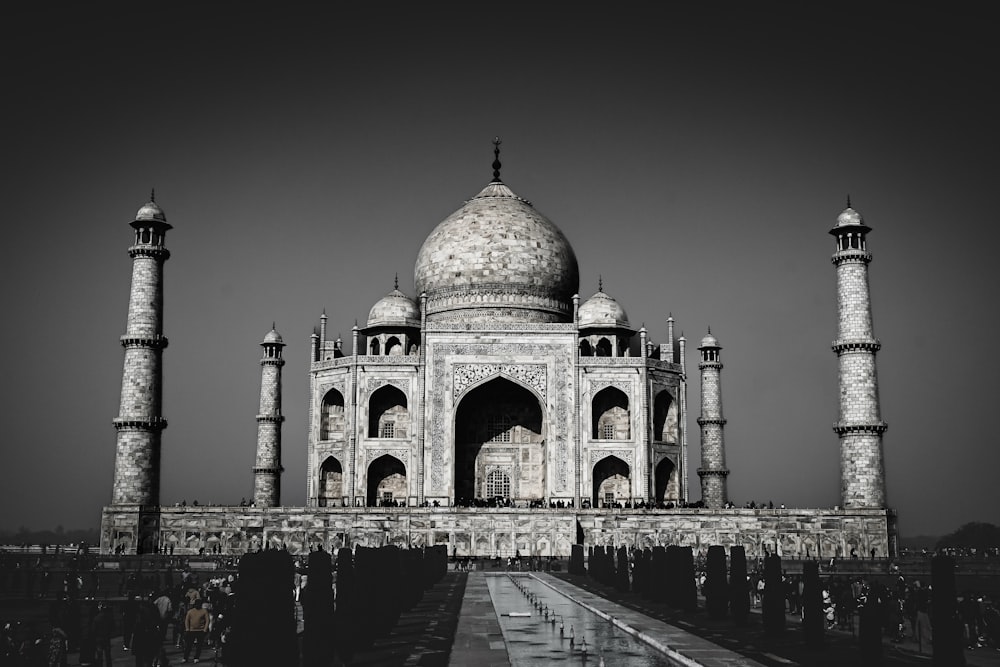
left=936, top=522, right=1000, bottom=553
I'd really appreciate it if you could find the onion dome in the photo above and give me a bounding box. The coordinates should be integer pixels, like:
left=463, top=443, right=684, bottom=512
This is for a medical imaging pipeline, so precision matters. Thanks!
left=366, top=288, right=420, bottom=329
left=836, top=206, right=863, bottom=227
left=136, top=200, right=167, bottom=223
left=578, top=289, right=631, bottom=329
left=699, top=329, right=720, bottom=349
left=414, top=180, right=579, bottom=324
left=131, top=189, right=171, bottom=231
left=262, top=325, right=284, bottom=345
left=831, top=197, right=870, bottom=235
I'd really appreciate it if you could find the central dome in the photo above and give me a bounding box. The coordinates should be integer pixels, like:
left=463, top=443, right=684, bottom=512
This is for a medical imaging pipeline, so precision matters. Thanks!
left=414, top=181, right=579, bottom=324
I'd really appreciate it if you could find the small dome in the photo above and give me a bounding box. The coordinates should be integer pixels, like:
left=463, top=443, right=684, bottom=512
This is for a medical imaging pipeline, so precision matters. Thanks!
left=836, top=206, right=863, bottom=227
left=699, top=331, right=719, bottom=348
left=578, top=290, right=630, bottom=329
left=367, top=289, right=420, bottom=329
left=262, top=327, right=284, bottom=345
left=135, top=200, right=167, bottom=224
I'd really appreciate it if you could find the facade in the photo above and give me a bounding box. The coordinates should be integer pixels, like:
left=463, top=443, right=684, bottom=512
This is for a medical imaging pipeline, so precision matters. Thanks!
left=99, top=151, right=894, bottom=558
left=306, top=175, right=687, bottom=511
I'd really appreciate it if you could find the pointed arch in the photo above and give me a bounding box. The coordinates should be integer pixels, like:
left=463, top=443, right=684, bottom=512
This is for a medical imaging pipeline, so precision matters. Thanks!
left=385, top=336, right=403, bottom=355
left=454, top=376, right=544, bottom=504
left=318, top=456, right=343, bottom=507
left=369, top=338, right=381, bottom=355
left=320, top=388, right=345, bottom=440
left=366, top=454, right=406, bottom=506
left=652, top=389, right=675, bottom=442
left=654, top=456, right=677, bottom=503
left=579, top=339, right=593, bottom=357
left=369, top=385, right=408, bottom=438
left=593, top=386, right=630, bottom=440
left=595, top=337, right=612, bottom=357
left=592, top=455, right=630, bottom=507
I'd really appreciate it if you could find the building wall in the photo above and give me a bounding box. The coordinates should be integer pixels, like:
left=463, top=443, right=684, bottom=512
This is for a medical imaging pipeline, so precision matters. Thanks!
left=100, top=505, right=894, bottom=560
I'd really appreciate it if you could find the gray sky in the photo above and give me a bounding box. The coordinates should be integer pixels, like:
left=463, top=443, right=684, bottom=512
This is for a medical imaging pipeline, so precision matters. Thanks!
left=1, top=3, right=997, bottom=538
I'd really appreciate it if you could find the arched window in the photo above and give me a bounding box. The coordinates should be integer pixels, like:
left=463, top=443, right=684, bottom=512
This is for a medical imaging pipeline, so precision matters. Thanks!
left=369, top=338, right=381, bottom=355
left=487, top=414, right=512, bottom=443
left=385, top=336, right=402, bottom=355
left=368, top=385, right=408, bottom=438
left=318, top=457, right=343, bottom=506
left=579, top=340, right=593, bottom=357
left=366, top=455, right=406, bottom=506
left=652, top=390, right=674, bottom=442
left=485, top=470, right=511, bottom=499
left=654, top=457, right=676, bottom=503
left=593, top=386, right=630, bottom=440
left=320, top=389, right=345, bottom=440
left=595, top=338, right=612, bottom=357
left=592, top=455, right=630, bottom=507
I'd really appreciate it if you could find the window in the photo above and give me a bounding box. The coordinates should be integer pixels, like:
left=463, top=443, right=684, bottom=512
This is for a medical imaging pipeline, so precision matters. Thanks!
left=603, top=423, right=615, bottom=440
left=486, top=470, right=511, bottom=499
left=605, top=492, right=615, bottom=505
left=488, top=415, right=512, bottom=442
left=380, top=422, right=395, bottom=439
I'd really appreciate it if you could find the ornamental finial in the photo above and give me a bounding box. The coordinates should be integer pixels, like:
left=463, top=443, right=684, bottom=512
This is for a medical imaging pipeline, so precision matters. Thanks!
left=846, top=194, right=852, bottom=208
left=598, top=275, right=603, bottom=292
left=394, top=273, right=399, bottom=290
left=150, top=188, right=156, bottom=203
left=491, top=137, right=502, bottom=182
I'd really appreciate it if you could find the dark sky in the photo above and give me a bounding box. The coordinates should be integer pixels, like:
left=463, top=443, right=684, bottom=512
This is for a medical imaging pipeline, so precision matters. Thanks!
left=1, top=3, right=997, bottom=538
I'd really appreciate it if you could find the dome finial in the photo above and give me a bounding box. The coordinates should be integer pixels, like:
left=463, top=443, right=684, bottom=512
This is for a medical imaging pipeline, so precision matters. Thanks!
left=846, top=194, right=852, bottom=208
left=707, top=325, right=711, bottom=334
left=598, top=274, right=603, bottom=292
left=394, top=273, right=399, bottom=290
left=272, top=321, right=276, bottom=331
left=491, top=137, right=502, bottom=182
left=150, top=187, right=156, bottom=203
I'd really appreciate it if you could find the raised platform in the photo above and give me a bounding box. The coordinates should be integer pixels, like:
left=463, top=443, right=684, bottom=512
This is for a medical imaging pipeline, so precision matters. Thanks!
left=100, top=505, right=895, bottom=558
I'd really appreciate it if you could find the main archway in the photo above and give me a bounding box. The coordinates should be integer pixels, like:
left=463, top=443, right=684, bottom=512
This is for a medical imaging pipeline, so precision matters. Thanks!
left=454, top=377, right=544, bottom=505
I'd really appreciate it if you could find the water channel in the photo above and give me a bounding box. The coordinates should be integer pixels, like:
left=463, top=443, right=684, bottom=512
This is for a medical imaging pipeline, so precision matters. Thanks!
left=487, top=573, right=681, bottom=666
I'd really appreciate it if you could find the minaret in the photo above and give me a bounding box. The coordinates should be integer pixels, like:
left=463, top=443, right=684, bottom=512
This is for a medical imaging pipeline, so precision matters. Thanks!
left=253, top=325, right=286, bottom=507
left=111, top=192, right=171, bottom=506
left=830, top=200, right=887, bottom=508
left=697, top=328, right=729, bottom=508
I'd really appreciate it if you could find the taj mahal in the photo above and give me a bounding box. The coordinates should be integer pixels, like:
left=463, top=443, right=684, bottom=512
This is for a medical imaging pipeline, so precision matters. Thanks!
left=100, top=143, right=895, bottom=558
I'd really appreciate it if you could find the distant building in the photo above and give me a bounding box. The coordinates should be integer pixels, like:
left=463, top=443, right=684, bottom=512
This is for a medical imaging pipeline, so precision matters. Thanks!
left=101, top=147, right=894, bottom=558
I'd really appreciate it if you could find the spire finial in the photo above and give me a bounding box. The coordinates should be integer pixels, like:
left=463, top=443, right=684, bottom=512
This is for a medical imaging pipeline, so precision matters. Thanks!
left=846, top=194, right=852, bottom=208
left=394, top=273, right=399, bottom=290
left=598, top=275, right=603, bottom=292
left=707, top=325, right=711, bottom=334
left=491, top=137, right=502, bottom=182
left=150, top=188, right=156, bottom=203
left=272, top=321, right=276, bottom=331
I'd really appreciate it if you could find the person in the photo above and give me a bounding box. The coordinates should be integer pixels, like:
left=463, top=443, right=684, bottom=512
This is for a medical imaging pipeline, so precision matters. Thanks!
left=47, top=625, right=68, bottom=667
left=91, top=603, right=114, bottom=667
left=153, top=590, right=173, bottom=665
left=132, top=596, right=162, bottom=667
left=183, top=599, right=210, bottom=663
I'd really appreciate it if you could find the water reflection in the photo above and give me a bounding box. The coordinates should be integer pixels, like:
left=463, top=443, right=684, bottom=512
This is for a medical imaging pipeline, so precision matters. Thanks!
left=487, top=573, right=678, bottom=666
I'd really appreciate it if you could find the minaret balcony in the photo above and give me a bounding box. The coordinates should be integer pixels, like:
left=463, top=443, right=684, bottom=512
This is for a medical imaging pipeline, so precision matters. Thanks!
left=696, top=417, right=727, bottom=426
left=833, top=421, right=888, bottom=435
left=831, top=339, right=881, bottom=354
left=697, top=468, right=730, bottom=477
left=113, top=416, right=167, bottom=431
left=120, top=335, right=169, bottom=350
left=831, top=249, right=872, bottom=265
left=256, top=415, right=285, bottom=423
left=128, top=245, right=171, bottom=260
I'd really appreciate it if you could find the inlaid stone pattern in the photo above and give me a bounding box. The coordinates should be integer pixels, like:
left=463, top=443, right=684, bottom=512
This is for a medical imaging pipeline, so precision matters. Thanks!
left=453, top=363, right=547, bottom=401
left=100, top=506, right=894, bottom=560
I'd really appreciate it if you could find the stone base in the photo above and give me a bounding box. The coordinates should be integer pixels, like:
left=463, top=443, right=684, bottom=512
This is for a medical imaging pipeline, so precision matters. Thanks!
left=100, top=505, right=894, bottom=559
